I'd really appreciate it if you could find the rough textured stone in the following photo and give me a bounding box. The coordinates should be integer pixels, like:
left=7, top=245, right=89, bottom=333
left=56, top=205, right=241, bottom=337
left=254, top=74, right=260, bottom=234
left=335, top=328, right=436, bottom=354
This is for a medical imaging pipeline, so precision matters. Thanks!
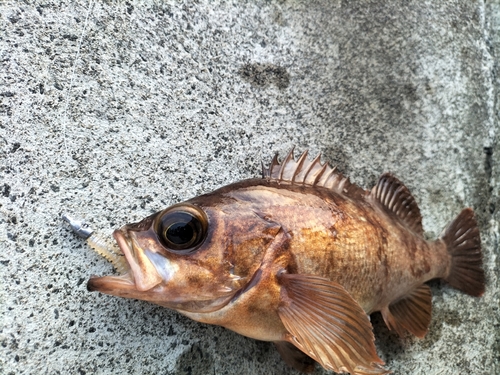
left=1, top=1, right=498, bottom=374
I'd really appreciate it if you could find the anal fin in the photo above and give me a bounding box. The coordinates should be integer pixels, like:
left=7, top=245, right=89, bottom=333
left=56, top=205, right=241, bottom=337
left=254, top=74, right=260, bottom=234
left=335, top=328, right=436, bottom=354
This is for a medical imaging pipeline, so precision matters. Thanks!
left=277, top=273, right=389, bottom=375
left=381, top=284, right=432, bottom=338
left=274, top=341, right=316, bottom=373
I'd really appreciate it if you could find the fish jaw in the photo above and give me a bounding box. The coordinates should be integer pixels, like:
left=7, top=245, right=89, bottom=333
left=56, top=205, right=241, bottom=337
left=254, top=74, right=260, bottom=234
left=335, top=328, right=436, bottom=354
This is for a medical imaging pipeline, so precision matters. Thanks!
left=114, top=228, right=168, bottom=291
left=87, top=227, right=174, bottom=294
left=87, top=225, right=245, bottom=313
left=87, top=272, right=136, bottom=295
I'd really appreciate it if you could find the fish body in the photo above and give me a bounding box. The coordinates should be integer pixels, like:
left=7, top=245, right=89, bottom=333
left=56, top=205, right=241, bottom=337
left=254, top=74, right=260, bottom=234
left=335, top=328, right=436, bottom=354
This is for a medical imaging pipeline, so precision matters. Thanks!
left=86, top=150, right=484, bottom=374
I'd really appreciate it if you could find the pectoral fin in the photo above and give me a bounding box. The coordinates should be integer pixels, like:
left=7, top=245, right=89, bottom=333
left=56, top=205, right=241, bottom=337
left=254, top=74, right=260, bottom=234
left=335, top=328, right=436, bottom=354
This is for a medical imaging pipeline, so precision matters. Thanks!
left=277, top=273, right=389, bottom=375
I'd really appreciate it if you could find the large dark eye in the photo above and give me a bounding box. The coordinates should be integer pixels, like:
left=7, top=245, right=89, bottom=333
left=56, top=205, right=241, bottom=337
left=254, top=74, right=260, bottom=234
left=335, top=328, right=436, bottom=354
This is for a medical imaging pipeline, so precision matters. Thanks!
left=156, top=205, right=208, bottom=252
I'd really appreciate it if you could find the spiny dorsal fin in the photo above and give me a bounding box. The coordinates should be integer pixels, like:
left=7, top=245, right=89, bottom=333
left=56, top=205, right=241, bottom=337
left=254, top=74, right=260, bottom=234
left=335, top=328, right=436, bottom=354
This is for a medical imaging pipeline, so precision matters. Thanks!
left=371, top=173, right=423, bottom=234
left=262, top=148, right=366, bottom=198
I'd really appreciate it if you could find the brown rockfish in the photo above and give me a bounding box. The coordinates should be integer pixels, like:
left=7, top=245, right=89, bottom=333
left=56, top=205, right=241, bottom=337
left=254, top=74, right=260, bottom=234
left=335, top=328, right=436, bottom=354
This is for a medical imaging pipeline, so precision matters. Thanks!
left=84, top=149, right=484, bottom=374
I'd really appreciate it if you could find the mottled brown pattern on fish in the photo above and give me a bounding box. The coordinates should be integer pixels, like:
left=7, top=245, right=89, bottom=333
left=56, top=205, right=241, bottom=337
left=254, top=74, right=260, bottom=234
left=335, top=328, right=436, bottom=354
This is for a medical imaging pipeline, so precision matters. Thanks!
left=86, top=150, right=484, bottom=375
left=192, top=180, right=435, bottom=314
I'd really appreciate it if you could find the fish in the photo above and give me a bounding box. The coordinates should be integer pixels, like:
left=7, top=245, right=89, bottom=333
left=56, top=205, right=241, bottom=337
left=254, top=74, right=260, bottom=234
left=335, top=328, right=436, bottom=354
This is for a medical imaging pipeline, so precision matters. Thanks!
left=83, top=149, right=485, bottom=374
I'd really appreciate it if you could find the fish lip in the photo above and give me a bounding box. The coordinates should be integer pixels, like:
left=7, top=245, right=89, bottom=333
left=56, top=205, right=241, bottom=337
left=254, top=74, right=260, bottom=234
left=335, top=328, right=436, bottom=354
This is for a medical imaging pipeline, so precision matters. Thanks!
left=113, top=229, right=135, bottom=267
left=87, top=229, right=137, bottom=293
left=112, top=228, right=150, bottom=287
left=87, top=272, right=135, bottom=292
left=112, top=228, right=165, bottom=291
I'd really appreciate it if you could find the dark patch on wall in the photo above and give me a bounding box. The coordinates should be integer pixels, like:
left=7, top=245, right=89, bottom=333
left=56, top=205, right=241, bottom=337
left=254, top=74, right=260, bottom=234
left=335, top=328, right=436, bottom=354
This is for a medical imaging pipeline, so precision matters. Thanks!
left=483, top=147, right=495, bottom=214
left=7, top=12, right=21, bottom=24
left=174, top=343, right=215, bottom=375
left=239, top=63, right=290, bottom=89
left=11, top=142, right=20, bottom=153
left=484, top=147, right=493, bottom=182
left=2, top=184, right=11, bottom=197
left=439, top=309, right=462, bottom=327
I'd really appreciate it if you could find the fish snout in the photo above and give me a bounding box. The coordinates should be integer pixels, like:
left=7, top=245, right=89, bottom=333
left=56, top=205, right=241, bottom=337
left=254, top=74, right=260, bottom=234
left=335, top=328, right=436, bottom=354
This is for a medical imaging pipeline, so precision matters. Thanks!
left=114, top=228, right=169, bottom=291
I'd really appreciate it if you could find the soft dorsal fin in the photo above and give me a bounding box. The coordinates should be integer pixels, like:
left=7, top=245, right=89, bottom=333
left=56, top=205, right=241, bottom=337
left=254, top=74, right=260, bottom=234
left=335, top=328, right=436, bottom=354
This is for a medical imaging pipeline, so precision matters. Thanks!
left=262, top=148, right=366, bottom=199
left=371, top=173, right=423, bottom=234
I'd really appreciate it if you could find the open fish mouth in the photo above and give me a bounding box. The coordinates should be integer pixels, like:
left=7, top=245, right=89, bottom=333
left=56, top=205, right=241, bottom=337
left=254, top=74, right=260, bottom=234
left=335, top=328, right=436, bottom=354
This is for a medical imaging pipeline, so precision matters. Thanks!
left=86, top=229, right=137, bottom=293
left=65, top=214, right=250, bottom=312
left=86, top=229, right=243, bottom=313
left=87, top=227, right=179, bottom=294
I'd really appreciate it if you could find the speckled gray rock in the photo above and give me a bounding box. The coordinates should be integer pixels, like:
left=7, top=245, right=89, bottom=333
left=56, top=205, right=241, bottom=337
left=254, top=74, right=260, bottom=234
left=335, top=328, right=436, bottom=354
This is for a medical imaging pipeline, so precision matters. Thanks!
left=1, top=1, right=498, bottom=374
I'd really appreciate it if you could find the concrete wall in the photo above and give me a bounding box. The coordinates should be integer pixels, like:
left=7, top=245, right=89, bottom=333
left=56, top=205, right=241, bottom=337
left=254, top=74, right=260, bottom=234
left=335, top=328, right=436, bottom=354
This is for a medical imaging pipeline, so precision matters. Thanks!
left=1, top=1, right=498, bottom=374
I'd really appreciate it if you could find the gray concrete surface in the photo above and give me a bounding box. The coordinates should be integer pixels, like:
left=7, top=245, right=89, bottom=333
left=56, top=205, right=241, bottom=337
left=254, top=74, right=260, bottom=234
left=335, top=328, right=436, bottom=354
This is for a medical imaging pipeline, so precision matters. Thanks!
left=1, top=1, right=499, bottom=374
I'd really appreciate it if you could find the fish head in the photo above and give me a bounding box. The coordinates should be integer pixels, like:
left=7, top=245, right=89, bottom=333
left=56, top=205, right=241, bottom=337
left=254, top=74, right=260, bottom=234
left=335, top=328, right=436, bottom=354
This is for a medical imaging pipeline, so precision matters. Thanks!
left=87, top=189, right=281, bottom=314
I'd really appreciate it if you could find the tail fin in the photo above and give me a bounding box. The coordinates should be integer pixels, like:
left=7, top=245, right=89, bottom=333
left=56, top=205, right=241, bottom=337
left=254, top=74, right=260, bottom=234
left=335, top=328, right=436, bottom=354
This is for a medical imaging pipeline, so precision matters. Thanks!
left=440, top=208, right=485, bottom=296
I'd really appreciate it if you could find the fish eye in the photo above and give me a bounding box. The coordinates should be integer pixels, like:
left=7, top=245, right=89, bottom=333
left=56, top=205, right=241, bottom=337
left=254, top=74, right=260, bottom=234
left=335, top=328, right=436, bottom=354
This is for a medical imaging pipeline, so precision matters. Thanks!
left=156, top=205, right=208, bottom=252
